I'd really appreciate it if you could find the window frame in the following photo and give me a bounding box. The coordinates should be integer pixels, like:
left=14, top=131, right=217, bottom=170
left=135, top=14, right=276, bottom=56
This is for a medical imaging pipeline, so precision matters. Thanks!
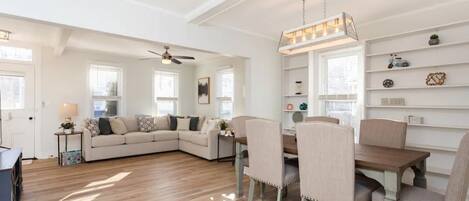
left=216, top=67, right=234, bottom=120
left=88, top=63, right=124, bottom=118
left=0, top=44, right=34, bottom=64
left=153, top=70, right=179, bottom=116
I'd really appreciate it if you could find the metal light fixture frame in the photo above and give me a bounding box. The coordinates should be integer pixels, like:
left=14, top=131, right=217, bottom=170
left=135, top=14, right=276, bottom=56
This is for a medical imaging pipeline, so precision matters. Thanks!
left=278, top=1, right=358, bottom=55
left=0, top=30, right=11, bottom=42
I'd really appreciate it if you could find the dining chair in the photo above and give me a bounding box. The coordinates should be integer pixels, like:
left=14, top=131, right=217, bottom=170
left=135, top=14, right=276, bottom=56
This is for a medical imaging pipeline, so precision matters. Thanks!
left=360, top=119, right=407, bottom=149
left=372, top=133, right=469, bottom=201
left=304, top=116, right=340, bottom=124
left=245, top=119, right=299, bottom=201
left=296, top=122, right=375, bottom=201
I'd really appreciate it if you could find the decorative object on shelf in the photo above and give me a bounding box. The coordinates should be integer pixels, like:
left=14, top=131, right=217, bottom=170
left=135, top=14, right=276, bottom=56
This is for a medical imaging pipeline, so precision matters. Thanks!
left=295, top=81, right=303, bottom=95
left=299, top=102, right=308, bottom=110
left=388, top=54, right=409, bottom=68
left=388, top=54, right=397, bottom=69
left=292, top=111, right=304, bottom=123
left=382, top=79, right=394, bottom=88
left=426, top=72, right=446, bottom=86
left=428, top=34, right=440, bottom=46
left=278, top=0, right=358, bottom=55
left=405, top=115, right=424, bottom=124
left=59, top=103, right=78, bottom=134
left=286, top=104, right=294, bottom=110
left=198, top=77, right=210, bottom=104
left=381, top=98, right=405, bottom=106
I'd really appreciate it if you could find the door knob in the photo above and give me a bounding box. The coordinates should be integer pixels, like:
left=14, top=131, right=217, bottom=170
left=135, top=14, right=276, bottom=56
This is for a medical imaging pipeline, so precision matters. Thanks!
left=29, top=117, right=34, bottom=120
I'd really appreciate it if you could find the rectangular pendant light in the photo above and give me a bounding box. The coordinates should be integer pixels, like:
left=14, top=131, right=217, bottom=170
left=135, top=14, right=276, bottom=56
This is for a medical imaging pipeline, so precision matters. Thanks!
left=278, top=12, right=358, bottom=55
left=0, top=30, right=11, bottom=42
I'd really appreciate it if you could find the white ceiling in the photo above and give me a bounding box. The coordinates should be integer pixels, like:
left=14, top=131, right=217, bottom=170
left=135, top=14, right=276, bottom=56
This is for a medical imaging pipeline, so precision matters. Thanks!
left=0, top=15, right=223, bottom=63
left=129, top=0, right=460, bottom=40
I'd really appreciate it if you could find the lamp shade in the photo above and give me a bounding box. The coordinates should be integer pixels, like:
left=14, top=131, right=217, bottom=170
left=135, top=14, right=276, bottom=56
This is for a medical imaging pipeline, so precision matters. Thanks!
left=60, top=103, right=78, bottom=118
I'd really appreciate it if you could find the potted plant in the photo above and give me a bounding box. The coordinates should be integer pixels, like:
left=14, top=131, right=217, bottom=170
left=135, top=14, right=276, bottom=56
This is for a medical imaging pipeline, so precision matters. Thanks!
left=59, top=122, right=75, bottom=134
left=218, top=120, right=229, bottom=135
left=429, top=34, right=440, bottom=46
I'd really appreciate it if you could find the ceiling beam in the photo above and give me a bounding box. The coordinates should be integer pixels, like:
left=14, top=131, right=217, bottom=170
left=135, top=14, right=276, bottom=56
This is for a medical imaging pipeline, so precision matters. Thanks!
left=54, top=28, right=72, bottom=56
left=185, top=0, right=245, bottom=25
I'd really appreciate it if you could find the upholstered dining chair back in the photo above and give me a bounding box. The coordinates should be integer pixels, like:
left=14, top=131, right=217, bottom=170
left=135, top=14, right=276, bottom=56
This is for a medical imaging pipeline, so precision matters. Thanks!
left=231, top=116, right=257, bottom=138
left=304, top=116, right=340, bottom=124
left=359, top=119, right=407, bottom=149
left=445, top=133, right=469, bottom=201
left=296, top=122, right=355, bottom=201
left=245, top=119, right=285, bottom=187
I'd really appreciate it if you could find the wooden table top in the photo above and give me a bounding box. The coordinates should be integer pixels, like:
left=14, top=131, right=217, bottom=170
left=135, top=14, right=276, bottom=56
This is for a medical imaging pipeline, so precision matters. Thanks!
left=235, top=135, right=430, bottom=172
left=54, top=131, right=84, bottom=136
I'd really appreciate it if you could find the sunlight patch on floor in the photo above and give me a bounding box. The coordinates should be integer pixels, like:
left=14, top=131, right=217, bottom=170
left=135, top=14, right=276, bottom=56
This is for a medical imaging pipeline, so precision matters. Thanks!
left=86, top=172, right=131, bottom=187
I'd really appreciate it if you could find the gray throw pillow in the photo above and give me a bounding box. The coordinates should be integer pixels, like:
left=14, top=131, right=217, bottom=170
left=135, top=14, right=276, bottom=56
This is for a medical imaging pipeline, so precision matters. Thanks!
left=84, top=118, right=100, bottom=137
left=136, top=115, right=156, bottom=132
left=98, top=118, right=113, bottom=135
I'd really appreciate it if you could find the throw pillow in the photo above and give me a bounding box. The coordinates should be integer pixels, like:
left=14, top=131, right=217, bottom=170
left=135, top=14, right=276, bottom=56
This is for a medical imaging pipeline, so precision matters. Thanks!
left=98, top=118, right=113, bottom=135
left=176, top=118, right=191, bottom=131
left=155, top=116, right=170, bottom=130
left=109, top=118, right=128, bottom=135
left=188, top=116, right=199, bottom=131
left=136, top=115, right=156, bottom=132
left=84, top=118, right=100, bottom=137
left=119, top=117, right=139, bottom=132
left=197, top=116, right=206, bottom=131
left=201, top=119, right=218, bottom=134
left=169, top=115, right=183, bottom=130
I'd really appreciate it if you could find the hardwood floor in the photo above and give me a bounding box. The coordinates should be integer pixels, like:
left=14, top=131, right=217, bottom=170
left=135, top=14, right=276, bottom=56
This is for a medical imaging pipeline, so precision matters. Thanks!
left=22, top=151, right=300, bottom=201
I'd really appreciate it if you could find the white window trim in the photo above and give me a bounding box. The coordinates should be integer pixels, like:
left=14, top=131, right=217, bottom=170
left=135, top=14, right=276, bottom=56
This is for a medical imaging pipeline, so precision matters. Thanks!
left=216, top=67, right=234, bottom=119
left=0, top=42, right=35, bottom=65
left=88, top=62, right=125, bottom=117
left=153, top=69, right=180, bottom=116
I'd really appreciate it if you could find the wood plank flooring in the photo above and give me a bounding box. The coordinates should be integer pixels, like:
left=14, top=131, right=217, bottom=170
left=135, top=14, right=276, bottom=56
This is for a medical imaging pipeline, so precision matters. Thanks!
left=22, top=151, right=300, bottom=201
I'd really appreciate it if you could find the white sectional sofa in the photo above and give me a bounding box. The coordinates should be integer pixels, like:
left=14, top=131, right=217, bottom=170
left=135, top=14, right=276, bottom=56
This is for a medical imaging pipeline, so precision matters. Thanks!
left=82, top=116, right=234, bottom=161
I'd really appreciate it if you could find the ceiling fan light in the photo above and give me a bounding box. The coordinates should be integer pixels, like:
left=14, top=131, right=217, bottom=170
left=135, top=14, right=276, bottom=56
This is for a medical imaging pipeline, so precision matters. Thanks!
left=162, top=58, right=171, bottom=65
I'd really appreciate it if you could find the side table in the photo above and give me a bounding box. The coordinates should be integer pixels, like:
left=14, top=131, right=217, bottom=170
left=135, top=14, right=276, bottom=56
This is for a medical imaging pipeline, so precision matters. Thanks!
left=54, top=131, right=83, bottom=166
left=217, top=131, right=236, bottom=163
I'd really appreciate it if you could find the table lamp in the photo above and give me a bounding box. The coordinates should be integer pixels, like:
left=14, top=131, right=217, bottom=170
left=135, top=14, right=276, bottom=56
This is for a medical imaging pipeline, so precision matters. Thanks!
left=60, top=103, right=78, bottom=123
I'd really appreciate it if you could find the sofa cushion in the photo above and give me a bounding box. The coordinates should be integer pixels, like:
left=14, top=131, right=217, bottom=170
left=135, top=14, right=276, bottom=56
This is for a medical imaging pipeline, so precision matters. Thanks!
left=84, top=118, right=100, bottom=137
left=124, top=132, right=154, bottom=144
left=110, top=118, right=128, bottom=135
left=201, top=119, right=218, bottom=134
left=92, top=135, right=125, bottom=147
left=151, top=130, right=179, bottom=141
left=155, top=116, right=170, bottom=130
left=188, top=116, right=199, bottom=131
left=177, top=118, right=191, bottom=131
left=119, top=117, right=138, bottom=132
left=98, top=118, right=113, bottom=135
left=169, top=115, right=183, bottom=130
left=136, top=115, right=156, bottom=132
left=179, top=131, right=208, bottom=147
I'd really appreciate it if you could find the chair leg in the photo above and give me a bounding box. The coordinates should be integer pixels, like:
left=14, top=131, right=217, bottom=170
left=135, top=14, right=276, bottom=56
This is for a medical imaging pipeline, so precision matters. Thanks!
left=248, top=178, right=256, bottom=201
left=259, top=182, right=265, bottom=199
left=276, top=188, right=283, bottom=201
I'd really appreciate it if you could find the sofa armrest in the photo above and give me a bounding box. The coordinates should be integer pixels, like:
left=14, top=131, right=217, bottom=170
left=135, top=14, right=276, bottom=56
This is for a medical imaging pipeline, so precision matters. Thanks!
left=207, top=128, right=220, bottom=159
left=82, top=128, right=93, bottom=162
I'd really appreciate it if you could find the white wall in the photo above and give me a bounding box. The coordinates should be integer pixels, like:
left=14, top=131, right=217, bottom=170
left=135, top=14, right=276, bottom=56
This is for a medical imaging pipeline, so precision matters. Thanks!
left=39, top=47, right=195, bottom=158
left=194, top=57, right=246, bottom=118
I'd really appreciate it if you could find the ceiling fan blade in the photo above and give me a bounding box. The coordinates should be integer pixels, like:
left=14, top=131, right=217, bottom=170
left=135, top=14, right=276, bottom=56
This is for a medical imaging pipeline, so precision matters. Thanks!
left=171, top=58, right=182, bottom=64
left=148, top=50, right=162, bottom=56
left=139, top=57, right=158, bottom=60
left=172, top=56, right=195, bottom=60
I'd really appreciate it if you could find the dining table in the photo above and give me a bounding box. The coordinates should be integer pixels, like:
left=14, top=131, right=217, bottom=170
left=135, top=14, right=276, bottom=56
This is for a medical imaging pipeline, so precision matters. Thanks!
left=234, top=135, right=430, bottom=201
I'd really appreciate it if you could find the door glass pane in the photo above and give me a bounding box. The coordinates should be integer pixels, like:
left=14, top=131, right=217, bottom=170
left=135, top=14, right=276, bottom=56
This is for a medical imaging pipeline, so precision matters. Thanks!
left=0, top=46, right=33, bottom=62
left=0, top=75, right=25, bottom=110
left=93, top=100, right=118, bottom=117
left=219, top=101, right=233, bottom=119
left=326, top=55, right=358, bottom=94
left=90, top=67, right=119, bottom=96
left=156, top=100, right=175, bottom=116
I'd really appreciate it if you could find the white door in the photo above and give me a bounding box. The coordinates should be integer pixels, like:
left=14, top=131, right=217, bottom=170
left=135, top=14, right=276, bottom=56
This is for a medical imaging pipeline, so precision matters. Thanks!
left=0, top=62, right=35, bottom=158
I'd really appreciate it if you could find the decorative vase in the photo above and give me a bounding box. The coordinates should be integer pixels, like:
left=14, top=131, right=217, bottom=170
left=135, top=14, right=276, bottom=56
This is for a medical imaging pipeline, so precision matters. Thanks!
left=299, top=102, right=308, bottom=110
left=428, top=38, right=439, bottom=46
left=295, top=81, right=303, bottom=95
left=286, top=104, right=294, bottom=110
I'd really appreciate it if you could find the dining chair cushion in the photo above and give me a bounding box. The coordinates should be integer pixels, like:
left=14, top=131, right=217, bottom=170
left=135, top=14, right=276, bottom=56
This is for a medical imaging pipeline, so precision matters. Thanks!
left=445, top=133, right=469, bottom=201
left=304, top=116, right=340, bottom=124
left=360, top=119, right=407, bottom=149
left=372, top=184, right=444, bottom=201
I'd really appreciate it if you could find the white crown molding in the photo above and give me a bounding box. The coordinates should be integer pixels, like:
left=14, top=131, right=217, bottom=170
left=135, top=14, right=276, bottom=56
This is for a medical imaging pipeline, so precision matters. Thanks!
left=185, top=0, right=246, bottom=25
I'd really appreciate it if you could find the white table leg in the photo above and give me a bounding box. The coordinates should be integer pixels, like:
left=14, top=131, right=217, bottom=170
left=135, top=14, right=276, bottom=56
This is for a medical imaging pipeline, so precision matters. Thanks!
left=412, top=160, right=427, bottom=188
left=235, top=142, right=244, bottom=196
left=383, top=171, right=401, bottom=201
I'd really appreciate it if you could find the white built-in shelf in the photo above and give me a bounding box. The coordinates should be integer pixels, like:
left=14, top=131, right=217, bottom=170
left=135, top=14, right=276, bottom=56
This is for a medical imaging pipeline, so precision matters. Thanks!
left=366, top=105, right=469, bottom=110
left=406, top=143, right=458, bottom=153
left=284, top=94, right=308, bottom=97
left=283, top=128, right=295, bottom=131
left=366, top=84, right=469, bottom=91
left=366, top=61, right=469, bottom=73
left=366, top=40, right=469, bottom=57
left=409, top=123, right=469, bottom=130
left=283, top=110, right=307, bottom=112
left=283, top=65, right=308, bottom=71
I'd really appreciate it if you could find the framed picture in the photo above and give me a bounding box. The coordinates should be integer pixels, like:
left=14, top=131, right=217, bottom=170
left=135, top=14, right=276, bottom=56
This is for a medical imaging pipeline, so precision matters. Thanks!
left=198, top=77, right=210, bottom=104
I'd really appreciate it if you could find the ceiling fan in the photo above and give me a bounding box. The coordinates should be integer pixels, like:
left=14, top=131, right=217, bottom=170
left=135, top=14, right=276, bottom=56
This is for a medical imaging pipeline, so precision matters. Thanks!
left=142, top=46, right=195, bottom=65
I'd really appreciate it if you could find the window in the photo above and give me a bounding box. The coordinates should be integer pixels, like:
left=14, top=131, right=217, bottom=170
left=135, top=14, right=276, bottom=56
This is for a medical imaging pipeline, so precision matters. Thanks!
left=0, top=74, right=25, bottom=110
left=154, top=71, right=179, bottom=116
left=0, top=46, right=33, bottom=62
left=216, top=68, right=234, bottom=119
left=317, top=49, right=363, bottom=132
left=89, top=64, right=122, bottom=117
